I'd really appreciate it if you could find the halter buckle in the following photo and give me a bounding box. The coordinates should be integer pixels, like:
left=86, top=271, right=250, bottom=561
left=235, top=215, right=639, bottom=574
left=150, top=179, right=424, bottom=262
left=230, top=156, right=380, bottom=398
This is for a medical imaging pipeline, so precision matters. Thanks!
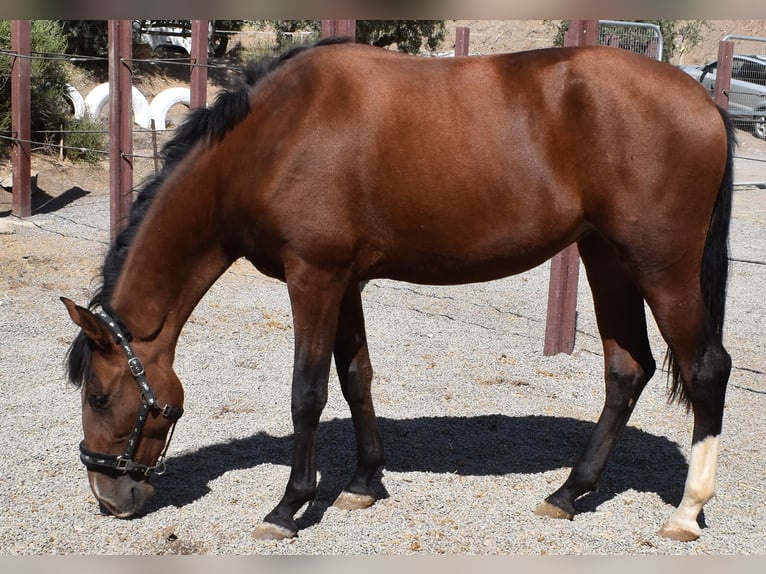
left=114, top=456, right=132, bottom=472
left=161, top=404, right=184, bottom=420
left=128, top=357, right=145, bottom=378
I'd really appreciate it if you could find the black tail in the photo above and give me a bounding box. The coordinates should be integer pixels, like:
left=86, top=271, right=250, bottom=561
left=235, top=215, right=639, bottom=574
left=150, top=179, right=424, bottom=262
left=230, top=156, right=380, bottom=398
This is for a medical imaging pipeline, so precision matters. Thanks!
left=667, top=106, right=735, bottom=405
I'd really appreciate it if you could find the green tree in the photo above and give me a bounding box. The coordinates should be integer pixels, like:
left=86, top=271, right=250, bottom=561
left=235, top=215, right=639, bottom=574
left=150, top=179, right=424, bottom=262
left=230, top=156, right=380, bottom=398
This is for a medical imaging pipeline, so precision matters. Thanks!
left=660, top=20, right=710, bottom=62
left=1, top=21, right=69, bottom=155
left=356, top=21, right=446, bottom=53
left=59, top=20, right=109, bottom=57
left=1, top=20, right=106, bottom=161
left=265, top=20, right=321, bottom=50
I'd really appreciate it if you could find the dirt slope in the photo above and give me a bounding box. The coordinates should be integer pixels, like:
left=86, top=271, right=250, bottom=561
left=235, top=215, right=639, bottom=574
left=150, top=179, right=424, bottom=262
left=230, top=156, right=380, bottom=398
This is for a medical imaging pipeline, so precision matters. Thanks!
left=443, top=19, right=766, bottom=64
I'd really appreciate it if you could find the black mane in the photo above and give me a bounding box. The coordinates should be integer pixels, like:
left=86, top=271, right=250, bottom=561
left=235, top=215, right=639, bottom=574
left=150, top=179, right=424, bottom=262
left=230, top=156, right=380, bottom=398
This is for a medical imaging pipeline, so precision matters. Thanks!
left=65, top=37, right=353, bottom=387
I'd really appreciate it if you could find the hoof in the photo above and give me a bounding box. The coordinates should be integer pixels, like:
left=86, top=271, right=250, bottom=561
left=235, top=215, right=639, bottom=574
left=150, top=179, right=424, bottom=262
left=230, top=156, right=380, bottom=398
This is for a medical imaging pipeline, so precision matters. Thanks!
left=333, top=490, right=376, bottom=511
left=252, top=522, right=297, bottom=541
left=658, top=520, right=701, bottom=542
left=534, top=501, right=574, bottom=520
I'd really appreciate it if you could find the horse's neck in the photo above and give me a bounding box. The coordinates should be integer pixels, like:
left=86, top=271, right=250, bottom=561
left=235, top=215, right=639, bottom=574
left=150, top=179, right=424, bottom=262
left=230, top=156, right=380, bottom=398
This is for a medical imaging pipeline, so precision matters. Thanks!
left=110, top=184, right=233, bottom=348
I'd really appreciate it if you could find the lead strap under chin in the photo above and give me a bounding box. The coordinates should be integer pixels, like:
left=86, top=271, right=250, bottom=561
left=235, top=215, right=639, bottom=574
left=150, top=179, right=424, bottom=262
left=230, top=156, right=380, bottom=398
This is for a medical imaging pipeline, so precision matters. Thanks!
left=118, top=397, right=183, bottom=474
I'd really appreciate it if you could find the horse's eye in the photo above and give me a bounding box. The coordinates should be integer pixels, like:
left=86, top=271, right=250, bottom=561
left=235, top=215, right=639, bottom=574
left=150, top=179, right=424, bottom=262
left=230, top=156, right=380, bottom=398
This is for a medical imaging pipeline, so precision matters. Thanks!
left=88, top=394, right=111, bottom=411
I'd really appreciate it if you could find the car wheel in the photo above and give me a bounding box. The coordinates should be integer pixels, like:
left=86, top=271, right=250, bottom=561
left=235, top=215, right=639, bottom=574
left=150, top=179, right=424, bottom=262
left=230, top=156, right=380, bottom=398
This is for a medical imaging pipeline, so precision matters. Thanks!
left=211, top=35, right=229, bottom=58
left=755, top=111, right=766, bottom=140
left=154, top=45, right=190, bottom=60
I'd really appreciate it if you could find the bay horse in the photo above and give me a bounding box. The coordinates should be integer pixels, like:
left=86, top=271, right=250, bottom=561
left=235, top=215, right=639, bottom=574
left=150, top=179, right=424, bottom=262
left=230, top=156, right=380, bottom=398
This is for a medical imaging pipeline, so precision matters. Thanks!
left=62, top=38, right=735, bottom=543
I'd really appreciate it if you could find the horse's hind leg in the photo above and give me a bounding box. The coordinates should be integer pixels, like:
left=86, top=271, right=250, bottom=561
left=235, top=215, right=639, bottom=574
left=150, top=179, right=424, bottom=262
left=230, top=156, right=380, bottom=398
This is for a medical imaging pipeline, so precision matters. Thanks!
left=536, top=234, right=656, bottom=519
left=332, top=283, right=385, bottom=510
left=640, top=274, right=731, bottom=541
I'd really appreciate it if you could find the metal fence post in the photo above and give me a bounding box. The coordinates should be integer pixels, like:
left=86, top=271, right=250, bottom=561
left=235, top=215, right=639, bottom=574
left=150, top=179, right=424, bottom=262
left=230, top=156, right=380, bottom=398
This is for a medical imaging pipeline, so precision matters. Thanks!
left=543, top=20, right=597, bottom=356
left=713, top=40, right=734, bottom=110
left=108, top=20, right=133, bottom=242
left=11, top=20, right=31, bottom=218
left=190, top=20, right=208, bottom=109
left=321, top=20, right=356, bottom=39
left=565, top=19, right=599, bottom=48
left=455, top=26, right=470, bottom=56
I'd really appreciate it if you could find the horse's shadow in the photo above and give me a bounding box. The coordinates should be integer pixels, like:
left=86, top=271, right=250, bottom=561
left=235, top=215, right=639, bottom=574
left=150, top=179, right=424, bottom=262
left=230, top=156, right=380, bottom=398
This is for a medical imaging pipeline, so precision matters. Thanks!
left=146, top=414, right=687, bottom=530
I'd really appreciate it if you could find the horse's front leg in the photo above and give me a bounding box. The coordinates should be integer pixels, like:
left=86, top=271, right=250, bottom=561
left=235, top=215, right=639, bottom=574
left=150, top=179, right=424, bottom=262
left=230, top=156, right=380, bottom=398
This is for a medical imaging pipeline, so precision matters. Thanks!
left=253, top=267, right=346, bottom=540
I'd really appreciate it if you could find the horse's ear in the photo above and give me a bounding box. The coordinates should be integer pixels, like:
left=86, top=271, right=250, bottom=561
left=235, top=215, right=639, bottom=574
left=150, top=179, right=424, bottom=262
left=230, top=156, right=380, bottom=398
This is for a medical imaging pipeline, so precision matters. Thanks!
left=60, top=297, right=114, bottom=350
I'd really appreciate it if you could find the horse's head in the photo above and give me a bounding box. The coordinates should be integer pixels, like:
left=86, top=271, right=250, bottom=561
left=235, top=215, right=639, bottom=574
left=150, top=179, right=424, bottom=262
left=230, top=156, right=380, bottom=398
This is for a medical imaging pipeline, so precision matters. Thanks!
left=61, top=297, right=184, bottom=518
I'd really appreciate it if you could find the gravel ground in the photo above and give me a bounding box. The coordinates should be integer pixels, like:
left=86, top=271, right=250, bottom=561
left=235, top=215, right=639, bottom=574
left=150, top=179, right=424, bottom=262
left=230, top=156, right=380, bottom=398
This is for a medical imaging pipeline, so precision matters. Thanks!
left=1, top=149, right=765, bottom=555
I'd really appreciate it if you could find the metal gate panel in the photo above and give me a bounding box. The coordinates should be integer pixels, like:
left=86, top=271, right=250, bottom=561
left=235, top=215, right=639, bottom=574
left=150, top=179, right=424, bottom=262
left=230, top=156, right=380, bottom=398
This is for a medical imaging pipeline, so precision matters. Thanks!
left=598, top=20, right=663, bottom=61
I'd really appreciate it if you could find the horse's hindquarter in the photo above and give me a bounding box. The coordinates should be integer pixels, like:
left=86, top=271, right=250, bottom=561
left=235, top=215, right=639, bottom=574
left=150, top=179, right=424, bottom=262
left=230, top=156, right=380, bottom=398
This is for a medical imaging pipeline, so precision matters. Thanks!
left=548, top=47, right=729, bottom=271
left=234, top=45, right=727, bottom=283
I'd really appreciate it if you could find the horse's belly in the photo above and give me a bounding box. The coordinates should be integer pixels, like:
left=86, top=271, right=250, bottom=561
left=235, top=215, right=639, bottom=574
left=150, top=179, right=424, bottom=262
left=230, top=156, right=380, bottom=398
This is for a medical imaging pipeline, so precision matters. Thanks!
left=360, top=230, right=585, bottom=285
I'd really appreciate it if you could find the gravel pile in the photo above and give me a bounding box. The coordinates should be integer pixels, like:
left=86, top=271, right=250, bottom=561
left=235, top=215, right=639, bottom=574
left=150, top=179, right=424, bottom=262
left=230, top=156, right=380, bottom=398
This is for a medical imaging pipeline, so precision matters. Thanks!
left=0, top=164, right=764, bottom=555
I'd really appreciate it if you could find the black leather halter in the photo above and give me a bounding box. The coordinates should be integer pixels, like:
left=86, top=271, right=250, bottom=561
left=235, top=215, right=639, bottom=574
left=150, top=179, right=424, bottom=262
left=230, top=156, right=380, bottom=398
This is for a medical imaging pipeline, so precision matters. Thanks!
left=79, top=307, right=184, bottom=477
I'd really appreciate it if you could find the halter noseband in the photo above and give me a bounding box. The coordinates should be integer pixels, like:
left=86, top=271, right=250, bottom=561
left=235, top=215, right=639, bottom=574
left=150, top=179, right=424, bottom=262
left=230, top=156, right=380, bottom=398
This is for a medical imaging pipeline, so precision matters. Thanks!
left=79, top=307, right=184, bottom=477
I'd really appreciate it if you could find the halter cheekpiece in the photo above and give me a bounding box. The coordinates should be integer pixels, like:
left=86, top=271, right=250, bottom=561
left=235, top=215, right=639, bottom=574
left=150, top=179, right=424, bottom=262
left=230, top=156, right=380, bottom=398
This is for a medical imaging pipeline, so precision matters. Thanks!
left=78, top=307, right=183, bottom=477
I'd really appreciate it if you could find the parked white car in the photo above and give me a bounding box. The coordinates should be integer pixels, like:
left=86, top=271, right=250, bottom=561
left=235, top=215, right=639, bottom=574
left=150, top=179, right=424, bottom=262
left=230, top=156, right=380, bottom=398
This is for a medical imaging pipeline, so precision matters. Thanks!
left=680, top=54, right=766, bottom=139
left=134, top=21, right=229, bottom=58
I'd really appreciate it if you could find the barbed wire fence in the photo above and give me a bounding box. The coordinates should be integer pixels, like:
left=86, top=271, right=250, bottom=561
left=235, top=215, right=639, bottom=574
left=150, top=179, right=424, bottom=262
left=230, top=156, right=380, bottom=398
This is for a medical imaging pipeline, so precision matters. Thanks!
left=0, top=24, right=329, bottom=160
left=1, top=21, right=273, bottom=241
left=0, top=23, right=334, bottom=250
left=0, top=46, right=243, bottom=161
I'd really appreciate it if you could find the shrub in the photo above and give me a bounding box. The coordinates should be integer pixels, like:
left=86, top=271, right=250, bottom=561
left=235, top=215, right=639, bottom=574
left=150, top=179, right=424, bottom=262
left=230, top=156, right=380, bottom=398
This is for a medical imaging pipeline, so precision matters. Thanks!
left=61, top=115, right=107, bottom=163
left=0, top=21, right=79, bottom=158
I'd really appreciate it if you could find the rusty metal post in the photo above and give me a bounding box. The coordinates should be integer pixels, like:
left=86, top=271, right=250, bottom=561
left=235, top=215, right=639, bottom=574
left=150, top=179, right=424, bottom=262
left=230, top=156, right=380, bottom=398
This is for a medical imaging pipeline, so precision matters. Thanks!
left=108, top=20, right=134, bottom=242
left=563, top=19, right=599, bottom=47
left=543, top=20, right=597, bottom=356
left=713, top=40, right=735, bottom=111
left=455, top=26, right=470, bottom=56
left=190, top=20, right=208, bottom=109
left=321, top=20, right=356, bottom=39
left=543, top=246, right=581, bottom=356
left=11, top=20, right=31, bottom=218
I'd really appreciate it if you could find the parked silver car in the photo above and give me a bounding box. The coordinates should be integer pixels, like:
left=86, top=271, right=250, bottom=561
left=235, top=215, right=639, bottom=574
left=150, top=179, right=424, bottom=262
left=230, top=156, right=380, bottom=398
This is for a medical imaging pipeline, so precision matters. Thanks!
left=680, top=54, right=766, bottom=139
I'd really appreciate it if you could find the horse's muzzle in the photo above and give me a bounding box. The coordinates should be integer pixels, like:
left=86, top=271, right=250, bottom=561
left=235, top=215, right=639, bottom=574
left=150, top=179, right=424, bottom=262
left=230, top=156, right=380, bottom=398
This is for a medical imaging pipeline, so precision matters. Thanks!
left=88, top=471, right=155, bottom=518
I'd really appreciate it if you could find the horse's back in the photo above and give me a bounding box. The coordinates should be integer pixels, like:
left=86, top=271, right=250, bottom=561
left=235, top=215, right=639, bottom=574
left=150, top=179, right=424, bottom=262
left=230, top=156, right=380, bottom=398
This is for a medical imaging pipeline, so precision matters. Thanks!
left=230, top=43, right=729, bottom=283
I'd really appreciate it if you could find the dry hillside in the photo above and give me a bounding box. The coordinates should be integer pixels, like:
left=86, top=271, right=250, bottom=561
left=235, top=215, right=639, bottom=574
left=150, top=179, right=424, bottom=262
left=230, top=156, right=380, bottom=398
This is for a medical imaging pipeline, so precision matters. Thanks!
left=442, top=20, right=766, bottom=64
